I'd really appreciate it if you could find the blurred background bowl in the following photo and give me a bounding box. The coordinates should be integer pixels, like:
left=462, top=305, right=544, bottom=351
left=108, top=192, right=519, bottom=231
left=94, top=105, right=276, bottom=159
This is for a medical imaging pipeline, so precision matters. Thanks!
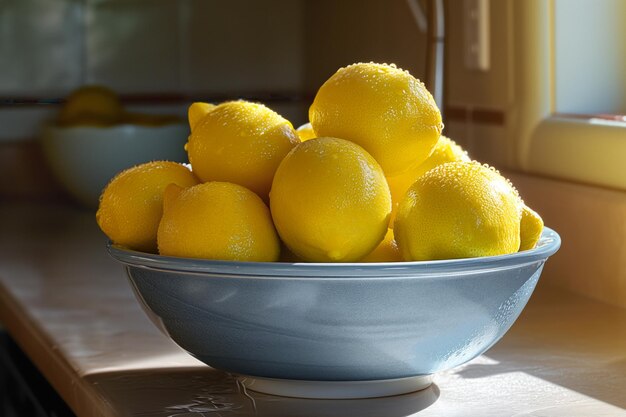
left=108, top=227, right=560, bottom=399
left=41, top=123, right=189, bottom=208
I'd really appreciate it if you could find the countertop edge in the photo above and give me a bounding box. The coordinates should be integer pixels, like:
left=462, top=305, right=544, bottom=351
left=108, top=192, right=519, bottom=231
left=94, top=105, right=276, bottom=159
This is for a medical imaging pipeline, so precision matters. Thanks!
left=0, top=279, right=117, bottom=417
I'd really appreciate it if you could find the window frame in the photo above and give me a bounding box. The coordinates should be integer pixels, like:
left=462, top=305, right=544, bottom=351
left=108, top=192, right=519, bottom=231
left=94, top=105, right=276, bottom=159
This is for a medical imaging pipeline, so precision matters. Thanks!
left=510, top=0, right=626, bottom=190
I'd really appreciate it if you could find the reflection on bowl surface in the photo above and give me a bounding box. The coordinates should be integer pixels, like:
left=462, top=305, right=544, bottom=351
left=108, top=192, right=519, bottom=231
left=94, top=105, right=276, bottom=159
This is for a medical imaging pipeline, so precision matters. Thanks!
left=41, top=124, right=188, bottom=208
left=108, top=228, right=560, bottom=395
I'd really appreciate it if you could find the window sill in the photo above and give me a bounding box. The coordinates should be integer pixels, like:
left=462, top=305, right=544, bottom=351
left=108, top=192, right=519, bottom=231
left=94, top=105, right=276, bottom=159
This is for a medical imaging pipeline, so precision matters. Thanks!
left=524, top=118, right=626, bottom=191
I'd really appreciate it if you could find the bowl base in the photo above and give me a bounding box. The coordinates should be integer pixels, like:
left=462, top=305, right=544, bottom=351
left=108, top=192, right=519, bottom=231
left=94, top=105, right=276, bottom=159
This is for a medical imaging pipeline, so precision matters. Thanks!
left=237, top=374, right=433, bottom=399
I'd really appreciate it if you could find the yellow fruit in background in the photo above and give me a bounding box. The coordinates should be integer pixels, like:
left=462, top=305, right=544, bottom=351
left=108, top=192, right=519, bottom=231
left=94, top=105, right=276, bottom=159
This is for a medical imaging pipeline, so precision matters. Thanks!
left=519, top=204, right=544, bottom=251
left=187, top=100, right=300, bottom=199
left=270, top=137, right=391, bottom=262
left=188, top=102, right=216, bottom=130
left=59, top=86, right=123, bottom=126
left=157, top=182, right=280, bottom=262
left=96, top=161, right=199, bottom=253
left=360, top=228, right=403, bottom=262
left=309, top=62, right=443, bottom=176
left=387, top=136, right=470, bottom=227
left=394, top=161, right=522, bottom=261
left=296, top=122, right=317, bottom=141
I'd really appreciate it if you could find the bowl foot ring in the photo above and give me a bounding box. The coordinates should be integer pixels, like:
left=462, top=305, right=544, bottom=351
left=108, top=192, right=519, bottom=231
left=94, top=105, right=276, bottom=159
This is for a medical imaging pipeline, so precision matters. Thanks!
left=237, top=374, right=433, bottom=399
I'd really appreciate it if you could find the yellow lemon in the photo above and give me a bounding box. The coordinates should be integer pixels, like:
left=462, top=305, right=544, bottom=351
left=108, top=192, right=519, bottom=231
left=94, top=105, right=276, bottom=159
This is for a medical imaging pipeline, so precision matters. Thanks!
left=96, top=161, right=199, bottom=253
left=296, top=122, right=317, bottom=141
left=188, top=102, right=216, bottom=130
left=157, top=182, right=280, bottom=262
left=309, top=62, right=443, bottom=176
left=519, top=204, right=544, bottom=251
left=59, top=85, right=123, bottom=126
left=394, top=161, right=522, bottom=261
left=360, top=228, right=403, bottom=262
left=187, top=100, right=300, bottom=199
left=387, top=136, right=470, bottom=227
left=270, top=137, right=391, bottom=262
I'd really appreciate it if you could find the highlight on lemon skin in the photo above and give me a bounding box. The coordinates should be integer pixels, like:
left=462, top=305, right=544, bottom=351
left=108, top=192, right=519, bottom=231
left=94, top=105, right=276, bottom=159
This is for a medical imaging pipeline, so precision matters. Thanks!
left=309, top=62, right=443, bottom=176
left=186, top=100, right=300, bottom=200
left=96, top=161, right=199, bottom=253
left=157, top=181, right=280, bottom=262
left=394, top=161, right=522, bottom=261
left=296, top=122, right=317, bottom=141
left=387, top=135, right=470, bottom=227
left=270, top=137, right=391, bottom=263
left=519, top=204, right=544, bottom=251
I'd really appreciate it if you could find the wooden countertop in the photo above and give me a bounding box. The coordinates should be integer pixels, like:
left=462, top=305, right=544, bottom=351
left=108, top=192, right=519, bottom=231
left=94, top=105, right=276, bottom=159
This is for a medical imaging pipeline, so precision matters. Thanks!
left=0, top=202, right=625, bottom=417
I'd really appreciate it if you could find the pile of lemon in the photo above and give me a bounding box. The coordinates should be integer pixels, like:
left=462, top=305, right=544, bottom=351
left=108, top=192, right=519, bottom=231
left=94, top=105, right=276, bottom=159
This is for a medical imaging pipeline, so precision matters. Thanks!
left=96, top=62, right=543, bottom=263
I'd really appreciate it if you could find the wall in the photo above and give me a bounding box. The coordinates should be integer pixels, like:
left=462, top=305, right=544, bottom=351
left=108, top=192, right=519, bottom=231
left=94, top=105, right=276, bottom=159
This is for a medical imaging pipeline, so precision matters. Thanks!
left=510, top=171, right=626, bottom=309
left=442, top=0, right=514, bottom=169
left=0, top=0, right=306, bottom=99
left=1, top=0, right=431, bottom=200
left=302, top=0, right=520, bottom=171
left=88, top=0, right=304, bottom=97
left=303, top=0, right=427, bottom=95
left=0, top=0, right=308, bottom=200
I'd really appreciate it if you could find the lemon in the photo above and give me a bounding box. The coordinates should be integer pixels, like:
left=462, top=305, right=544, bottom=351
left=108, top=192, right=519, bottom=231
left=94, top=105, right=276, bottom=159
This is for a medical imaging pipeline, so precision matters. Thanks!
left=157, top=182, right=280, bottom=262
left=394, top=161, right=522, bottom=261
left=360, top=228, right=402, bottom=262
left=270, top=137, right=391, bottom=262
left=387, top=136, right=470, bottom=227
left=296, top=122, right=317, bottom=141
left=188, top=102, right=216, bottom=130
left=59, top=86, right=123, bottom=126
left=519, top=204, right=544, bottom=250
left=96, top=161, right=199, bottom=253
left=187, top=100, right=300, bottom=199
left=309, top=62, right=443, bottom=176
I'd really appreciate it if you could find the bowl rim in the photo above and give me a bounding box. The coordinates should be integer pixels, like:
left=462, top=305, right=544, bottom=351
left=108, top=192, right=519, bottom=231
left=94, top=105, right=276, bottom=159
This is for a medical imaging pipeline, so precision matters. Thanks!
left=107, top=227, right=560, bottom=279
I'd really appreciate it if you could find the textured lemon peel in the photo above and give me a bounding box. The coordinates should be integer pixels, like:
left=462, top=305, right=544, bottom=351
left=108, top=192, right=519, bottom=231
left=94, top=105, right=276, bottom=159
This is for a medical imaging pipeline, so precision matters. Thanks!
left=157, top=181, right=280, bottom=262
left=270, top=137, right=391, bottom=263
left=96, top=161, right=199, bottom=253
left=186, top=100, right=299, bottom=199
left=310, top=62, right=443, bottom=176
left=394, top=160, right=523, bottom=261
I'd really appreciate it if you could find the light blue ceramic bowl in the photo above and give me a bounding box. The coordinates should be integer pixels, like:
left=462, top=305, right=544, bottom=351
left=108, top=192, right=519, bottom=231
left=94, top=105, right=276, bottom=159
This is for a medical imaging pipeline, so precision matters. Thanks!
left=108, top=227, right=560, bottom=399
